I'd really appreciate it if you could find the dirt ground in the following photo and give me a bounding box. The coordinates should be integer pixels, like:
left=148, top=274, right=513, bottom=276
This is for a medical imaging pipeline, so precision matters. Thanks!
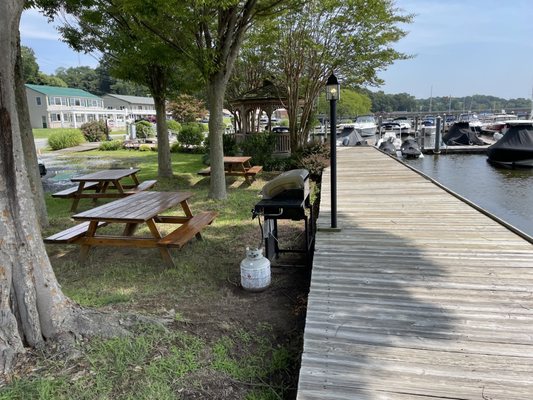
left=5, top=220, right=312, bottom=400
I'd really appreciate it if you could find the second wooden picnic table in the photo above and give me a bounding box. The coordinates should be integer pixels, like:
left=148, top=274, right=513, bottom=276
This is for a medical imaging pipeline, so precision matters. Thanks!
left=52, top=168, right=157, bottom=212
left=198, top=156, right=263, bottom=183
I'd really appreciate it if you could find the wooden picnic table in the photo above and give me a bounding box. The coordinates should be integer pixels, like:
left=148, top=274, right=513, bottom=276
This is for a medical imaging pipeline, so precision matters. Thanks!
left=45, top=191, right=217, bottom=268
left=52, top=168, right=157, bottom=212
left=198, top=156, right=263, bottom=184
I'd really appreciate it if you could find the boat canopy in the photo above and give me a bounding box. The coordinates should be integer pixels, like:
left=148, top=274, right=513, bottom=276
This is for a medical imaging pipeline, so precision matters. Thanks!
left=443, top=122, right=484, bottom=145
left=487, top=123, right=533, bottom=165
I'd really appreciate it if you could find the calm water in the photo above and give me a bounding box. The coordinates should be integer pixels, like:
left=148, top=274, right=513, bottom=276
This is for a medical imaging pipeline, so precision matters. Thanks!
left=404, top=153, right=533, bottom=237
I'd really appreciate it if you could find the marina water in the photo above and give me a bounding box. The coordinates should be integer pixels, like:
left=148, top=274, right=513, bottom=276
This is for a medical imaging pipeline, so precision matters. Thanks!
left=404, top=153, right=533, bottom=238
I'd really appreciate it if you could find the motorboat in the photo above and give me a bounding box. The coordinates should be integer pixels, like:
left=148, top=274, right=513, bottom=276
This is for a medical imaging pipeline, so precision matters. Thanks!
left=378, top=139, right=397, bottom=155
left=392, top=117, right=412, bottom=134
left=442, top=122, right=485, bottom=146
left=353, top=115, right=378, bottom=137
left=487, top=121, right=533, bottom=167
left=480, top=113, right=517, bottom=134
left=420, top=116, right=436, bottom=135
left=376, top=131, right=401, bottom=156
left=337, top=125, right=366, bottom=146
left=458, top=113, right=483, bottom=132
left=400, top=137, right=422, bottom=159
left=381, top=121, right=402, bottom=136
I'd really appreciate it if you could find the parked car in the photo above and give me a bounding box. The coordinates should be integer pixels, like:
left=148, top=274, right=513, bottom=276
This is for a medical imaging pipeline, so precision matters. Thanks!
left=38, top=159, right=46, bottom=177
left=271, top=126, right=289, bottom=133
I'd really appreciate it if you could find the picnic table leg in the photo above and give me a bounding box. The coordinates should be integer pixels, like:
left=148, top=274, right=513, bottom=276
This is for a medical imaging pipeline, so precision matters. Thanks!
left=93, top=182, right=107, bottom=204
left=112, top=180, right=126, bottom=194
left=180, top=200, right=203, bottom=240
left=122, top=223, right=138, bottom=236
left=146, top=219, right=175, bottom=268
left=70, top=182, right=86, bottom=212
left=131, top=173, right=140, bottom=186
left=79, top=221, right=99, bottom=265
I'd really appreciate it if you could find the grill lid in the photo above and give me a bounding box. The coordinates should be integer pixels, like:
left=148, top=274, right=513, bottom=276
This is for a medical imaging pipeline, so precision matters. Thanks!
left=261, top=169, right=309, bottom=200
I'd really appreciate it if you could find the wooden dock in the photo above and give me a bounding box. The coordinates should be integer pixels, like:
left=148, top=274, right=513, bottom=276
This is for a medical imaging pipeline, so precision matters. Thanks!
left=297, top=146, right=533, bottom=400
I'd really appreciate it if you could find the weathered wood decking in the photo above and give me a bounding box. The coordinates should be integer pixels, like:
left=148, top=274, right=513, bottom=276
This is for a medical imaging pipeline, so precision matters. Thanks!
left=297, top=146, right=533, bottom=400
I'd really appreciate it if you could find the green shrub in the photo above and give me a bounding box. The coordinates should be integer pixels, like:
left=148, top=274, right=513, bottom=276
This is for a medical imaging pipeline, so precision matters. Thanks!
left=238, top=132, right=276, bottom=167
left=279, top=119, right=289, bottom=127
left=139, top=144, right=152, bottom=152
left=264, top=157, right=293, bottom=172
left=135, top=120, right=155, bottom=139
left=170, top=142, right=181, bottom=153
left=47, top=130, right=85, bottom=150
left=81, top=120, right=107, bottom=142
left=178, top=123, right=205, bottom=148
left=99, top=140, right=124, bottom=151
left=167, top=119, right=182, bottom=134
left=291, top=141, right=330, bottom=181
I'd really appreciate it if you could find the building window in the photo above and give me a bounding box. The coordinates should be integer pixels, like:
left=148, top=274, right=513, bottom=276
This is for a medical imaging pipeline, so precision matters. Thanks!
left=36, top=97, right=42, bottom=106
left=70, top=98, right=81, bottom=106
left=75, top=114, right=84, bottom=123
left=50, top=113, right=61, bottom=121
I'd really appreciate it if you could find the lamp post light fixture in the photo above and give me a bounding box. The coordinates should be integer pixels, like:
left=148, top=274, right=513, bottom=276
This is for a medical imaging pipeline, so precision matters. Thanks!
left=326, top=73, right=340, bottom=230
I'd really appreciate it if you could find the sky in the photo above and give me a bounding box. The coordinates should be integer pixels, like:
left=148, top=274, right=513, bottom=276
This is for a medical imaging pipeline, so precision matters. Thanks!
left=20, top=1, right=533, bottom=100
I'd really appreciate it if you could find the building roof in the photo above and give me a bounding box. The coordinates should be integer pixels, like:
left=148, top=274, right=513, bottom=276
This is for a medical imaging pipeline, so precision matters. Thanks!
left=103, top=94, right=154, bottom=105
left=25, top=84, right=101, bottom=99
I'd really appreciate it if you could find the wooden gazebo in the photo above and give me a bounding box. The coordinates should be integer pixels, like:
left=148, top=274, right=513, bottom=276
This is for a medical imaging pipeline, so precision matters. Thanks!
left=229, top=80, right=287, bottom=134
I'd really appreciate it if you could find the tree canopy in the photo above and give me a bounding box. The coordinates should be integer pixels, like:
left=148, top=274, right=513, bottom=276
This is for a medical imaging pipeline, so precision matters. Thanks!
left=242, top=0, right=413, bottom=149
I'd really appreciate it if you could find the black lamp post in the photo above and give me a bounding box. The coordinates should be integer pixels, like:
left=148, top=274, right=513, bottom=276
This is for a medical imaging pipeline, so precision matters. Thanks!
left=326, top=73, right=340, bottom=229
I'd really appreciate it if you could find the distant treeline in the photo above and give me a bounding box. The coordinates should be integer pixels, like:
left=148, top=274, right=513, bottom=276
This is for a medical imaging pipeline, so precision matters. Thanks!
left=364, top=90, right=531, bottom=114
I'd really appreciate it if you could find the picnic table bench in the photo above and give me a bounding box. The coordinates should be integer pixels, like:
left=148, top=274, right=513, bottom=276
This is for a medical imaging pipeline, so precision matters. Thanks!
left=198, top=156, right=263, bottom=184
left=44, top=191, right=217, bottom=268
left=52, top=168, right=157, bottom=212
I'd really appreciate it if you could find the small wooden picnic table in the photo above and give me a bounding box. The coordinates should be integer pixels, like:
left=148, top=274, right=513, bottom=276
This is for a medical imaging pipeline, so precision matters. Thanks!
left=52, top=168, right=156, bottom=212
left=198, top=156, right=263, bottom=184
left=52, top=191, right=217, bottom=268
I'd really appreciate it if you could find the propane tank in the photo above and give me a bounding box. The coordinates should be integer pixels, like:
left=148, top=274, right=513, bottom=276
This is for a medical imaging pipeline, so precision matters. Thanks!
left=240, top=247, right=271, bottom=291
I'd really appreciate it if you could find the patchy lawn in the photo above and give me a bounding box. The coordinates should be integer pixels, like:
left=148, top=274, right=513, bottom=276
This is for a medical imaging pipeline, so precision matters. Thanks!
left=1, top=149, right=315, bottom=400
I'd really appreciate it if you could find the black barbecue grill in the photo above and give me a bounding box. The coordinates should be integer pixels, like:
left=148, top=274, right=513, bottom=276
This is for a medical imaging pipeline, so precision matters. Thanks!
left=253, top=169, right=314, bottom=267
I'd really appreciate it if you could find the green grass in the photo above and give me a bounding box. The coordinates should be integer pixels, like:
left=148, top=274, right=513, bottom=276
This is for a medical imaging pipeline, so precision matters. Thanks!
left=1, top=149, right=309, bottom=399
left=33, top=128, right=81, bottom=139
left=33, top=128, right=126, bottom=140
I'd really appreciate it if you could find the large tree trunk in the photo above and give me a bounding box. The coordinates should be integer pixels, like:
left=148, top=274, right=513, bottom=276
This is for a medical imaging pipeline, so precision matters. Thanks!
left=0, top=1, right=131, bottom=375
left=206, top=73, right=228, bottom=200
left=14, top=32, right=48, bottom=227
left=148, top=66, right=172, bottom=178
left=154, top=95, right=172, bottom=178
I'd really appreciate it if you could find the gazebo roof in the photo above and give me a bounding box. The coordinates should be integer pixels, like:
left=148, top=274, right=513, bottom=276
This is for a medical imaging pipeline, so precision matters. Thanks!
left=229, top=80, right=287, bottom=108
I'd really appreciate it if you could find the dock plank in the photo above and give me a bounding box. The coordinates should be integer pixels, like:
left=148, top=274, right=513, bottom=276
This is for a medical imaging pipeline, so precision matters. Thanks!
left=297, top=146, right=533, bottom=400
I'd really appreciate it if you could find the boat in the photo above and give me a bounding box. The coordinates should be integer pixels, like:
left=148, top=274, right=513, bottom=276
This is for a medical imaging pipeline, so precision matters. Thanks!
left=381, top=121, right=402, bottom=136
left=458, top=113, right=483, bottom=132
left=481, top=113, right=517, bottom=135
left=420, top=116, right=436, bottom=135
left=378, top=138, right=397, bottom=155
left=353, top=115, right=378, bottom=137
left=400, top=137, right=422, bottom=159
left=392, top=117, right=412, bottom=134
left=442, top=122, right=485, bottom=146
left=337, top=125, right=366, bottom=146
left=376, top=131, right=401, bottom=156
left=487, top=121, right=533, bottom=167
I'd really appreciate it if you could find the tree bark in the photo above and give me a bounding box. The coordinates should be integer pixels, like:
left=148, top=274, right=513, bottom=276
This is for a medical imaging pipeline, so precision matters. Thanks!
left=0, top=1, right=131, bottom=375
left=206, top=73, right=228, bottom=200
left=14, top=32, right=48, bottom=227
left=154, top=96, right=172, bottom=178
left=148, top=66, right=172, bottom=178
